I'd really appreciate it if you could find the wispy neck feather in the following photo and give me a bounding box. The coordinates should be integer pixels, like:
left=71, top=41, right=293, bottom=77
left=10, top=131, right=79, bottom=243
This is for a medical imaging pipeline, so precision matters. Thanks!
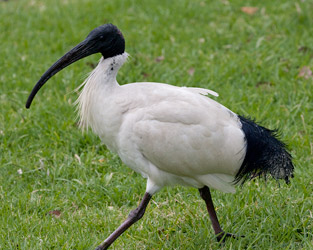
left=76, top=52, right=129, bottom=130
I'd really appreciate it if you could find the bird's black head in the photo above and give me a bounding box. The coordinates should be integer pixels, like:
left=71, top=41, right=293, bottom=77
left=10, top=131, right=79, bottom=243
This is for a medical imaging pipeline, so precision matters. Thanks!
left=84, top=24, right=125, bottom=59
left=25, top=23, right=125, bottom=108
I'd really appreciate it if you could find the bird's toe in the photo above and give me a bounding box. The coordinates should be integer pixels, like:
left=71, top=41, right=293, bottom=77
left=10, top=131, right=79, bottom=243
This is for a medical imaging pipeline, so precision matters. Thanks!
left=216, top=232, right=244, bottom=242
left=94, top=242, right=109, bottom=250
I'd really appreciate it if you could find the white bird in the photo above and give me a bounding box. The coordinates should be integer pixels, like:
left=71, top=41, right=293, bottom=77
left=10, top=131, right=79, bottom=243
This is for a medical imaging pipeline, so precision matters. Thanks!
left=26, top=24, right=294, bottom=250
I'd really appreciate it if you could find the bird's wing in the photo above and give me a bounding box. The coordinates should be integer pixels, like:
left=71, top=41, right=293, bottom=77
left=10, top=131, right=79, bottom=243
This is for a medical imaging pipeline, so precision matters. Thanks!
left=118, top=83, right=245, bottom=179
left=182, top=87, right=219, bottom=97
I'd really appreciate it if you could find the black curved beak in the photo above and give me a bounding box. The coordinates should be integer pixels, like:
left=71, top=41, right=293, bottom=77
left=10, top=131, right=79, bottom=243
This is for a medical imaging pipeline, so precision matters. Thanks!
left=25, top=39, right=96, bottom=108
left=25, top=24, right=125, bottom=109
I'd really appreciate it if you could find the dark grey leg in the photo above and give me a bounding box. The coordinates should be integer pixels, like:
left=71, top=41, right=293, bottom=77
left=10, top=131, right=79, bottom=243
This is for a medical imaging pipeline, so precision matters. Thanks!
left=199, top=186, right=238, bottom=242
left=95, top=192, right=152, bottom=250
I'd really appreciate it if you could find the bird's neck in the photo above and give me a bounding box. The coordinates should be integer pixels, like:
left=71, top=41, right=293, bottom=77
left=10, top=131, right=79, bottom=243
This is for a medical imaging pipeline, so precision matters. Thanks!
left=99, top=52, right=129, bottom=80
left=76, top=53, right=128, bottom=131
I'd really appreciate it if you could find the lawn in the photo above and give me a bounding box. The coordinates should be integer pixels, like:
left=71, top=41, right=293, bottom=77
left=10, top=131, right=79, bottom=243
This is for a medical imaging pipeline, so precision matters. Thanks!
left=0, top=0, right=312, bottom=249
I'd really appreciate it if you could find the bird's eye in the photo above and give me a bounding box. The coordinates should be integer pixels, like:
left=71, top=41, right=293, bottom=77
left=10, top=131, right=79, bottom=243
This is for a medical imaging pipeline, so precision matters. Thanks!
left=100, top=35, right=104, bottom=39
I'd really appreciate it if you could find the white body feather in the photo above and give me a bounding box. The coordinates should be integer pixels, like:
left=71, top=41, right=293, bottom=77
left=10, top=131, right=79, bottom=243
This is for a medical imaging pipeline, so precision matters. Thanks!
left=77, top=53, right=246, bottom=194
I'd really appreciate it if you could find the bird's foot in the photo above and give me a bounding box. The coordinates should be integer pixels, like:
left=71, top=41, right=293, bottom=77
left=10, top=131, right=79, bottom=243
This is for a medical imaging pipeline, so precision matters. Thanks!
left=216, top=231, right=244, bottom=242
left=94, top=242, right=110, bottom=250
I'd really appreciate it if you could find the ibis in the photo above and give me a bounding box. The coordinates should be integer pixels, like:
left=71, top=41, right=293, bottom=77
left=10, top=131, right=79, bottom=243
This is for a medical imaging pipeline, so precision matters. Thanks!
left=26, top=24, right=294, bottom=250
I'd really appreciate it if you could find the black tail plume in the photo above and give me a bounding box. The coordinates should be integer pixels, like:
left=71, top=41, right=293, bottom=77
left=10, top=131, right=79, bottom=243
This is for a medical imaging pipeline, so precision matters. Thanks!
left=235, top=116, right=294, bottom=184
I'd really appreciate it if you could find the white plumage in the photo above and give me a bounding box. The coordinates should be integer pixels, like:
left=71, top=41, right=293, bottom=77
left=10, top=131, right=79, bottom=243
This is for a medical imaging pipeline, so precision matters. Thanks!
left=77, top=53, right=245, bottom=194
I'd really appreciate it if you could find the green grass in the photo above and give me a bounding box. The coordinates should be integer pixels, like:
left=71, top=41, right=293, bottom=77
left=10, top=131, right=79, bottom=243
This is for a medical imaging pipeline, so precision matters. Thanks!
left=1, top=0, right=312, bottom=249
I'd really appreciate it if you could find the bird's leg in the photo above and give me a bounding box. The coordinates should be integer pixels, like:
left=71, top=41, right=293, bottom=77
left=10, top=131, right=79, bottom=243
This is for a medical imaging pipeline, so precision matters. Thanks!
left=198, top=186, right=237, bottom=242
left=95, top=192, right=152, bottom=250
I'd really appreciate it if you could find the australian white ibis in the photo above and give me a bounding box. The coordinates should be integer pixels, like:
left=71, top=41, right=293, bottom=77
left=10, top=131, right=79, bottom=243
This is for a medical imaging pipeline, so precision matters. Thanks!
left=26, top=24, right=294, bottom=250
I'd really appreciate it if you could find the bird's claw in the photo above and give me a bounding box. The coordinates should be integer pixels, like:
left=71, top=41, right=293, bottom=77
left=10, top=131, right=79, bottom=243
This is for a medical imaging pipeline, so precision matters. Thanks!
left=94, top=242, right=109, bottom=250
left=216, top=231, right=245, bottom=242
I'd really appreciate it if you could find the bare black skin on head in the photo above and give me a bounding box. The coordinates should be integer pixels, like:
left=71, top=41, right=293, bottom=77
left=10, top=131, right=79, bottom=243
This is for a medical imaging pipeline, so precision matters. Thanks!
left=26, top=24, right=125, bottom=108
